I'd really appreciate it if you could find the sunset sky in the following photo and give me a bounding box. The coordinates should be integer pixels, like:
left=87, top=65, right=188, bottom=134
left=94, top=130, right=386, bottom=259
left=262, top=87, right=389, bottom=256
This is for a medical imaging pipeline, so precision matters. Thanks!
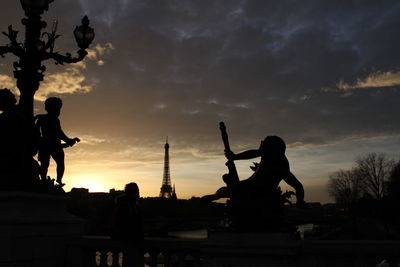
left=1, top=0, right=400, bottom=202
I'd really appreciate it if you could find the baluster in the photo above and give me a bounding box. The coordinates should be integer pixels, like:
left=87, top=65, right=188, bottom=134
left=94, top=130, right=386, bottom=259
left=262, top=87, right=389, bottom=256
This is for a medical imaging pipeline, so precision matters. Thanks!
left=164, top=252, right=172, bottom=267
left=152, top=252, right=159, bottom=267
left=106, top=251, right=113, bottom=266
left=198, top=255, right=203, bottom=267
left=83, top=249, right=99, bottom=267
left=175, top=253, right=182, bottom=267
left=144, top=252, right=152, bottom=267
left=157, top=252, right=165, bottom=267
left=184, top=254, right=194, bottom=267
left=99, top=251, right=108, bottom=267
left=118, top=251, right=123, bottom=267
left=80, top=247, right=96, bottom=267
left=95, top=251, right=101, bottom=266
left=169, top=254, right=179, bottom=267
left=111, top=250, right=121, bottom=267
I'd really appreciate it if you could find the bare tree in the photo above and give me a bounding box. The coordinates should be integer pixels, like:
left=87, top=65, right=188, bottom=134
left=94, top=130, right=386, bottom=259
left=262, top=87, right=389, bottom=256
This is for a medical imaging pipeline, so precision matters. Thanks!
left=328, top=153, right=395, bottom=205
left=328, top=168, right=365, bottom=207
left=356, top=153, right=394, bottom=200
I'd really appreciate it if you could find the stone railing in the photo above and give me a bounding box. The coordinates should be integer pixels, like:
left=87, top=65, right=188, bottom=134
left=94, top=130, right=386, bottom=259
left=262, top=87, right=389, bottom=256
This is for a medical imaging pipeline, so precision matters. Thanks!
left=203, top=231, right=400, bottom=267
left=143, top=237, right=204, bottom=267
left=63, top=234, right=400, bottom=267
left=299, top=240, right=400, bottom=267
left=64, top=235, right=205, bottom=267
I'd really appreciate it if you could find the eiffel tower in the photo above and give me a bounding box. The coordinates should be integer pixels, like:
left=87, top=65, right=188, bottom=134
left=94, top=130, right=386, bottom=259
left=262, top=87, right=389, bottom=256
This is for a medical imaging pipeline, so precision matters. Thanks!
left=159, top=137, right=176, bottom=198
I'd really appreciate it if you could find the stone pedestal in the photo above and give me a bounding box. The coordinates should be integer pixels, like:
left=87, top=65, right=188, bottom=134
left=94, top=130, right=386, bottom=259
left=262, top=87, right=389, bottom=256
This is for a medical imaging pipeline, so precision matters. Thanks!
left=203, top=231, right=299, bottom=267
left=0, top=191, right=84, bottom=267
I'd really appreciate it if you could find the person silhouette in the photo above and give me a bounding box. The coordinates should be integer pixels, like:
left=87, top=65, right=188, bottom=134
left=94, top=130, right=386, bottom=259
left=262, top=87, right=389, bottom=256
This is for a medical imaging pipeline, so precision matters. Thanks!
left=109, top=182, right=144, bottom=266
left=35, top=97, right=79, bottom=186
left=225, top=135, right=306, bottom=207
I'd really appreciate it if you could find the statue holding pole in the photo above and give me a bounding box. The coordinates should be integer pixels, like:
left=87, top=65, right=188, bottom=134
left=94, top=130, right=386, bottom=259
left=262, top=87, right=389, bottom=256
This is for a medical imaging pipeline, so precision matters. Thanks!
left=203, top=122, right=307, bottom=230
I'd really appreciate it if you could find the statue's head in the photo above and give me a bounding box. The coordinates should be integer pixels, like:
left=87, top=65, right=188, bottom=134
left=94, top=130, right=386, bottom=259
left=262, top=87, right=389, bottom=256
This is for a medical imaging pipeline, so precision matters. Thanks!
left=125, top=182, right=140, bottom=200
left=260, top=136, right=286, bottom=156
left=45, top=97, right=62, bottom=116
left=0, top=88, right=16, bottom=112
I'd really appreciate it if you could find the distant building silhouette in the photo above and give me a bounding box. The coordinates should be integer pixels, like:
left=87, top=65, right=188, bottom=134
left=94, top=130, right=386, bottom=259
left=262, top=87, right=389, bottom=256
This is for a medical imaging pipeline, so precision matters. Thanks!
left=159, top=137, right=177, bottom=199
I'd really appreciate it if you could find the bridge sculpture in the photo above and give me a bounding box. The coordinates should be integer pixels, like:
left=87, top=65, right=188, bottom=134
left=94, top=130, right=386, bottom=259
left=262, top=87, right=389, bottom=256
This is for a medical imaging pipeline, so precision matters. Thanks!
left=203, top=122, right=306, bottom=231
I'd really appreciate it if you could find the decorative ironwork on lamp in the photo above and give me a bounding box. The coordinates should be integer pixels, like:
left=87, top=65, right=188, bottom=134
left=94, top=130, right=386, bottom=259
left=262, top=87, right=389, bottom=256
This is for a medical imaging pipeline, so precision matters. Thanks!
left=74, top=16, right=95, bottom=50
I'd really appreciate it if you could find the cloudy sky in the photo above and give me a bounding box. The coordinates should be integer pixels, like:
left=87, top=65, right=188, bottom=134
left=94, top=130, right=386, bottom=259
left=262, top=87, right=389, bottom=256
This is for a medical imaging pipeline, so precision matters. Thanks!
left=1, top=0, right=400, bottom=202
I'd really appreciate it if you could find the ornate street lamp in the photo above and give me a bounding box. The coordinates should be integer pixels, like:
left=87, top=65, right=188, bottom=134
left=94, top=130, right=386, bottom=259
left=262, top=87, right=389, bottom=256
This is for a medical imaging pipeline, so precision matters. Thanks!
left=74, top=16, right=95, bottom=50
left=0, top=0, right=94, bottom=189
left=20, top=0, right=54, bottom=16
left=0, top=0, right=94, bottom=117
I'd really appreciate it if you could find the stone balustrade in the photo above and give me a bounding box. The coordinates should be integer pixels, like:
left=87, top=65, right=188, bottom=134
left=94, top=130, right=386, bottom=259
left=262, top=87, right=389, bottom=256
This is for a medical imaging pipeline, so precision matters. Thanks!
left=64, top=235, right=204, bottom=267
left=3, top=192, right=399, bottom=267
left=64, top=234, right=400, bottom=267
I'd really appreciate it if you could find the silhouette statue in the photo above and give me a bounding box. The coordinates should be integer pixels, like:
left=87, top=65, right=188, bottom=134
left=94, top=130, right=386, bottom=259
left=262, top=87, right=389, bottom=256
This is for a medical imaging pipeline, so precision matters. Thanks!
left=35, top=97, right=80, bottom=186
left=0, top=88, right=40, bottom=190
left=203, top=122, right=306, bottom=230
left=109, top=182, right=144, bottom=266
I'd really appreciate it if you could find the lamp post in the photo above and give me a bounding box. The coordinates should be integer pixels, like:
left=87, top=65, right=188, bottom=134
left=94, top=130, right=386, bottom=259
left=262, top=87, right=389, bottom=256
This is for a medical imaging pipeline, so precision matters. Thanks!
left=0, top=0, right=94, bottom=189
left=1, top=0, right=94, bottom=118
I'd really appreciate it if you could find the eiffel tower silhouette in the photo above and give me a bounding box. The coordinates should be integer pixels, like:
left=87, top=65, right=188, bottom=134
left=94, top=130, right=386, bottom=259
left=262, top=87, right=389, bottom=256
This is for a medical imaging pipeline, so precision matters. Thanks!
left=159, top=137, right=176, bottom=199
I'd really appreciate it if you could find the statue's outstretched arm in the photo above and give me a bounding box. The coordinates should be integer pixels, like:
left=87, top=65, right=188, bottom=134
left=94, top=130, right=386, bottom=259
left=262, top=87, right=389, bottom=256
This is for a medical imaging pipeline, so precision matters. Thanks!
left=283, top=171, right=305, bottom=204
left=227, top=149, right=260, bottom=161
left=58, top=124, right=77, bottom=146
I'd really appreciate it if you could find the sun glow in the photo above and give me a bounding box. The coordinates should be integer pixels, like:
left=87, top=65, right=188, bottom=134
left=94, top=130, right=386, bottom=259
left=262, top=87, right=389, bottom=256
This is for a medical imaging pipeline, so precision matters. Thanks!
left=65, top=177, right=109, bottom=192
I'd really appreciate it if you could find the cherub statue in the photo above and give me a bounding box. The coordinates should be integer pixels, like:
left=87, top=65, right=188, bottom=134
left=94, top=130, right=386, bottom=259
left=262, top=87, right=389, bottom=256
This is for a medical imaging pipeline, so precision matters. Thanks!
left=35, top=97, right=80, bottom=186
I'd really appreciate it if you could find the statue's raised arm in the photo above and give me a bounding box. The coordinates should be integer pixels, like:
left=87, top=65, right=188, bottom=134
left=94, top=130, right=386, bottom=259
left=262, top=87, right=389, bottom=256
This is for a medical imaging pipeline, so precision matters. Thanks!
left=219, top=122, right=239, bottom=185
left=203, top=122, right=307, bottom=231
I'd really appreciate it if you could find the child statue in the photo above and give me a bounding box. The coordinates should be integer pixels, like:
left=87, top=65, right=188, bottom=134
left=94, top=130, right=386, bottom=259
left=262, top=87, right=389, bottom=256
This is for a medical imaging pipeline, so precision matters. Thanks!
left=35, top=97, right=79, bottom=186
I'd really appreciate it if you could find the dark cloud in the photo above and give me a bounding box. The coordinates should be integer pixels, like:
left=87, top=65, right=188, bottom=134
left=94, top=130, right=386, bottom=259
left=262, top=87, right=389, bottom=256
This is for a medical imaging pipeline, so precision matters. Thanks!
left=61, top=1, right=400, bottom=143
left=1, top=1, right=400, bottom=197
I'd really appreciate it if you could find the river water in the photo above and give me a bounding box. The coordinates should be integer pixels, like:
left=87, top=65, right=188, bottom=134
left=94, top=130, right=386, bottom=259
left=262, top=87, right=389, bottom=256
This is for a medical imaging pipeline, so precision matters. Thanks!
left=168, top=224, right=313, bottom=240
left=168, top=229, right=208, bottom=239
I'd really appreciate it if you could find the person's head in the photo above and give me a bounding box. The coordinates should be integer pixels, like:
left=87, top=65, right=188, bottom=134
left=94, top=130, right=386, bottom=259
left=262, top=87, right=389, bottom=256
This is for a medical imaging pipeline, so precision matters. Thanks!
left=0, top=88, right=16, bottom=112
left=125, top=182, right=140, bottom=200
left=44, top=97, right=62, bottom=117
left=259, top=136, right=286, bottom=156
